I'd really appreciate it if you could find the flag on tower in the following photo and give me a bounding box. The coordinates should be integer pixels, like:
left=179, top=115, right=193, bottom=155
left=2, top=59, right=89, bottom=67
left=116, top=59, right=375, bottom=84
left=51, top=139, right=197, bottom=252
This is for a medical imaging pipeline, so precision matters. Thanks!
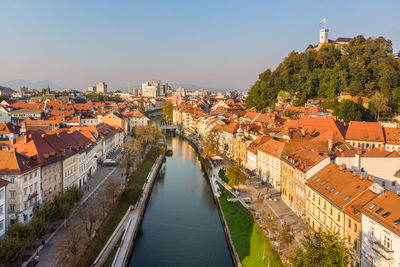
left=320, top=18, right=326, bottom=24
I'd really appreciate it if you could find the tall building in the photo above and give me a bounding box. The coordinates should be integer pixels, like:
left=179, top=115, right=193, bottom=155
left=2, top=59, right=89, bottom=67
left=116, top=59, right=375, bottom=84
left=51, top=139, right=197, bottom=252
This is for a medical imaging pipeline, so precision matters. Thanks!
left=320, top=28, right=329, bottom=44
left=142, top=80, right=160, bottom=98
left=97, top=81, right=107, bottom=94
left=160, top=83, right=171, bottom=96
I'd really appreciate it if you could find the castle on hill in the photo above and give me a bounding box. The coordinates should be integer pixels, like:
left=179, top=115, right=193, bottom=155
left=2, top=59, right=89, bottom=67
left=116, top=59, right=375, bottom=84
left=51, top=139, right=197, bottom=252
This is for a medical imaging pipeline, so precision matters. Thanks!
left=307, top=28, right=352, bottom=51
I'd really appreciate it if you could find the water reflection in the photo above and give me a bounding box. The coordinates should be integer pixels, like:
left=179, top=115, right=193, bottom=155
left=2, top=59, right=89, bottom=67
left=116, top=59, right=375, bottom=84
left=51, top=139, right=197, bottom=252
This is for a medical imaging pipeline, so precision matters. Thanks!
left=129, top=136, right=233, bottom=267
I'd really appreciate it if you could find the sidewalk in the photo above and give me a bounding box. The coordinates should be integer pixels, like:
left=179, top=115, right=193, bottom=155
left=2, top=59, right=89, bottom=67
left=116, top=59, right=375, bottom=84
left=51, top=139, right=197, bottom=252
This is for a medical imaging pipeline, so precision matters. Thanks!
left=27, top=165, right=123, bottom=267
left=215, top=164, right=308, bottom=260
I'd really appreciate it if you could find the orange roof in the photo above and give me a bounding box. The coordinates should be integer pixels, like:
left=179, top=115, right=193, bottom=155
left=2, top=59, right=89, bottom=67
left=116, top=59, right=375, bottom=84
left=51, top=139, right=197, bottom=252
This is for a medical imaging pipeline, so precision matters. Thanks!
left=247, top=136, right=272, bottom=154
left=360, top=190, right=400, bottom=236
left=221, top=122, right=239, bottom=134
left=0, top=150, right=39, bottom=174
left=383, top=126, right=400, bottom=145
left=345, top=121, right=384, bottom=142
left=257, top=138, right=286, bottom=158
left=361, top=148, right=400, bottom=158
left=307, top=164, right=373, bottom=209
left=284, top=149, right=327, bottom=172
left=10, top=101, right=44, bottom=111
left=344, top=190, right=377, bottom=222
left=0, top=122, right=20, bottom=135
left=284, top=116, right=346, bottom=138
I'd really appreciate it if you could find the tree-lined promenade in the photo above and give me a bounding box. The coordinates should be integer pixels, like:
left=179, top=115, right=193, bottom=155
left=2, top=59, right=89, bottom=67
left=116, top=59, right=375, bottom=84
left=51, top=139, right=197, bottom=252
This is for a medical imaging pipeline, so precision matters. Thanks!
left=0, top=125, right=163, bottom=266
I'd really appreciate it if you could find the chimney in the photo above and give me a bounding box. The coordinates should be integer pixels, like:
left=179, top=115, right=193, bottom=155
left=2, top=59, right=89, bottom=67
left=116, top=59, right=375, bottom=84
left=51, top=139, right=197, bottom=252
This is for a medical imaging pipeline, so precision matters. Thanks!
left=359, top=174, right=364, bottom=180
left=41, top=134, right=45, bottom=138
left=367, top=175, right=374, bottom=181
left=339, top=164, right=346, bottom=171
left=328, top=138, right=333, bottom=152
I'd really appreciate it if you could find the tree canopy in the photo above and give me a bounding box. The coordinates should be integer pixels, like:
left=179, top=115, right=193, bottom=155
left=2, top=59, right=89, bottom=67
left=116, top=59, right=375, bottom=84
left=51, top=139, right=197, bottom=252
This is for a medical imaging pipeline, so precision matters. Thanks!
left=84, top=92, right=122, bottom=102
left=161, top=102, right=173, bottom=123
left=226, top=165, right=246, bottom=188
left=290, top=230, right=352, bottom=267
left=246, top=36, right=400, bottom=114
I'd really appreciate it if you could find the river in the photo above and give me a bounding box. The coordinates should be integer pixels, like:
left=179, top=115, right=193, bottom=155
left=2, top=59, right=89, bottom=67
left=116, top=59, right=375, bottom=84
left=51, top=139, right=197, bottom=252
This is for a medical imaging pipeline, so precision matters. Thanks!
left=129, top=136, right=233, bottom=266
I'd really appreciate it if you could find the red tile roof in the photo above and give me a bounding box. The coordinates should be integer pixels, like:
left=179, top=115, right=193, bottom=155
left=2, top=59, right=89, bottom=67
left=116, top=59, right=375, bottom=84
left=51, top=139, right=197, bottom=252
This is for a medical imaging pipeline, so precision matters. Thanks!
left=360, top=190, right=400, bottom=236
left=307, top=163, right=373, bottom=209
left=345, top=121, right=384, bottom=142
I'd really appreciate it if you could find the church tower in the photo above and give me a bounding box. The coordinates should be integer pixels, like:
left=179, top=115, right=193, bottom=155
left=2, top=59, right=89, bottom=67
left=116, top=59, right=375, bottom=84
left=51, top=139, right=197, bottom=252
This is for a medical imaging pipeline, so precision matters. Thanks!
left=320, top=28, right=329, bottom=44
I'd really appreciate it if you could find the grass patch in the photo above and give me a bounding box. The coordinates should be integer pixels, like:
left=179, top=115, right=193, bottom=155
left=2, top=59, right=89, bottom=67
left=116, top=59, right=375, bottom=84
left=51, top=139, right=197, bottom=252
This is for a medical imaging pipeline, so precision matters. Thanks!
left=81, top=148, right=158, bottom=266
left=219, top=187, right=282, bottom=267
left=219, top=169, right=229, bottom=184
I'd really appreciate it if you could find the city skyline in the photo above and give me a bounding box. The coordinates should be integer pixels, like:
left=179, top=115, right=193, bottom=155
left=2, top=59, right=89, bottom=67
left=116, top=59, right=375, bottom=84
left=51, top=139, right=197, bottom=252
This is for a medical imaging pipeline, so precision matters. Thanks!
left=0, top=0, right=399, bottom=90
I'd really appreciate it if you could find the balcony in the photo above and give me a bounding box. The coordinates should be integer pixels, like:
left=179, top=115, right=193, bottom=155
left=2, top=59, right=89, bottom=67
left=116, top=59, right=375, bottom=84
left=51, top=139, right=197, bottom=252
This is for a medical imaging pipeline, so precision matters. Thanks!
left=27, top=191, right=38, bottom=201
left=371, top=240, right=394, bottom=260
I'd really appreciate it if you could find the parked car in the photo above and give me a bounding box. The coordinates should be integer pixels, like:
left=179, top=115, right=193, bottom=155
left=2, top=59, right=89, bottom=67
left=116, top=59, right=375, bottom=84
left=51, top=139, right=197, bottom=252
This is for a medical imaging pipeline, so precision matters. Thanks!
left=103, top=159, right=117, bottom=167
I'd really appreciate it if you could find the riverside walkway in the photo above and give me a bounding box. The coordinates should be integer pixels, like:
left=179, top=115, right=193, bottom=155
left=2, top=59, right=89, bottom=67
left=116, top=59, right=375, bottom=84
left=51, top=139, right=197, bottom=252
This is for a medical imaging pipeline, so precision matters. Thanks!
left=30, top=166, right=121, bottom=267
left=96, top=154, right=164, bottom=267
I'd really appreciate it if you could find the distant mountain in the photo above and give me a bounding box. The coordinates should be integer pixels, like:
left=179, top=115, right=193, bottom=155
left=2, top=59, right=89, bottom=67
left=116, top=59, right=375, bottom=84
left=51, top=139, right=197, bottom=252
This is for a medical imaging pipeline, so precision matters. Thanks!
left=0, top=79, right=64, bottom=91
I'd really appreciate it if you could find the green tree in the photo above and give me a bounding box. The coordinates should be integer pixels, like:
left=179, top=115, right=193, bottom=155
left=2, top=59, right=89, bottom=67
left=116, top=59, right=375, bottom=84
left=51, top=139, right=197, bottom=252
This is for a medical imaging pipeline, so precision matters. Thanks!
left=30, top=215, right=49, bottom=240
left=369, top=91, right=391, bottom=121
left=337, top=100, right=364, bottom=123
left=202, top=128, right=219, bottom=157
left=138, top=98, right=145, bottom=113
left=246, top=35, right=400, bottom=113
left=279, top=224, right=295, bottom=252
left=0, top=236, right=25, bottom=264
left=290, top=230, right=351, bottom=267
left=226, top=164, right=246, bottom=188
left=7, top=223, right=32, bottom=241
left=161, top=102, right=173, bottom=124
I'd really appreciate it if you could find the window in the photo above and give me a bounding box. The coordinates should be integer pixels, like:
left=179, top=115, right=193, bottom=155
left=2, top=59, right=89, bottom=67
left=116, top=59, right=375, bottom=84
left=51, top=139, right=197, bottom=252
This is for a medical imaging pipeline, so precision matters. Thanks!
left=343, top=196, right=351, bottom=202
left=0, top=204, right=3, bottom=215
left=354, top=223, right=357, bottom=232
left=24, top=187, right=27, bottom=195
left=392, top=181, right=396, bottom=187
left=384, top=235, right=392, bottom=250
left=29, top=185, right=33, bottom=193
left=376, top=208, right=384, bottom=214
left=348, top=219, right=351, bottom=228
left=9, top=177, right=15, bottom=184
left=382, top=212, right=391, bottom=218
left=9, top=204, right=15, bottom=212
left=0, top=220, right=3, bottom=231
left=24, top=175, right=27, bottom=182
left=9, top=190, right=15, bottom=199
left=382, top=181, right=385, bottom=187
left=369, top=204, right=376, bottom=210
left=338, top=214, right=340, bottom=222
left=29, top=173, right=32, bottom=180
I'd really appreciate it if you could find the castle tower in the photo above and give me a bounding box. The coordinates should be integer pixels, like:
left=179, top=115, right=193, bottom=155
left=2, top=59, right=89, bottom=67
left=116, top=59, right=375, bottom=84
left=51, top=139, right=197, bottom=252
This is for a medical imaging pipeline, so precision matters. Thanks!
left=320, top=28, right=329, bottom=44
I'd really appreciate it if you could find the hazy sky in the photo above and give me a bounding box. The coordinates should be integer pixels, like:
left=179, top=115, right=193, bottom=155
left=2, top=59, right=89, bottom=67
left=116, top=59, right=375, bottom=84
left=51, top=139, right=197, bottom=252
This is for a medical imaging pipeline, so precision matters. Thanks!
left=0, top=0, right=399, bottom=90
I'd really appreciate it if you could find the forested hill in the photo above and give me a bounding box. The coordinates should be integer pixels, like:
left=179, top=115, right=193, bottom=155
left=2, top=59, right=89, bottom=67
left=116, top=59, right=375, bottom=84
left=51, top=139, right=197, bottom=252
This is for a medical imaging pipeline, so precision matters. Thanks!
left=246, top=35, right=400, bottom=112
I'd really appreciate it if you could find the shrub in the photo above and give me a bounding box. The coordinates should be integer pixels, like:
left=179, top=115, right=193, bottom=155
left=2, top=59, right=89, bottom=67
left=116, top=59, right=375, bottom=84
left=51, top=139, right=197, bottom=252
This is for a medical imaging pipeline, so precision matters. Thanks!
left=123, top=183, right=143, bottom=204
left=0, top=236, right=25, bottom=264
left=30, top=215, right=50, bottom=240
left=7, top=223, right=32, bottom=241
